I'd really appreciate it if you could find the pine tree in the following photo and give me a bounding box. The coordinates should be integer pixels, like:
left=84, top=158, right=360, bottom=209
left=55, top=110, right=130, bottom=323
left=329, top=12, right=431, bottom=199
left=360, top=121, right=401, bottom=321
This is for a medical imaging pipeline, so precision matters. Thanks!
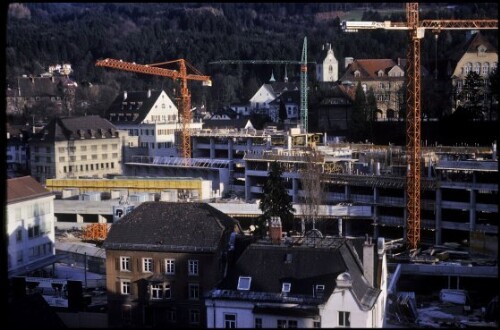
left=348, top=81, right=368, bottom=142
left=257, top=161, right=295, bottom=236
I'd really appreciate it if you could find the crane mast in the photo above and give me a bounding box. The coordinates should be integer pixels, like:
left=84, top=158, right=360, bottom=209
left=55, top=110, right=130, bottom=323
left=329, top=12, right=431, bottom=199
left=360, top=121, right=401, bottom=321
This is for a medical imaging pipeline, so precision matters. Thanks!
left=96, top=58, right=211, bottom=161
left=342, top=3, right=498, bottom=250
left=210, top=37, right=310, bottom=133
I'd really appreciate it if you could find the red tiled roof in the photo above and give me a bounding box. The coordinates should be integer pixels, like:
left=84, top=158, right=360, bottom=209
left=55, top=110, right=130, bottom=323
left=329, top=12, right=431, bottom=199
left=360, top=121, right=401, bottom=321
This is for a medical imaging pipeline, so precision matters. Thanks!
left=7, top=176, right=53, bottom=204
left=350, top=59, right=398, bottom=78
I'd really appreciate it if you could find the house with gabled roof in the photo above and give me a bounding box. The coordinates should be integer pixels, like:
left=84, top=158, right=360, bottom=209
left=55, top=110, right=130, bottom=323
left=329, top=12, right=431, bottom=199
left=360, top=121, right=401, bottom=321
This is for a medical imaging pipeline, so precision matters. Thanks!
left=105, top=89, right=203, bottom=157
left=448, top=32, right=498, bottom=116
left=29, top=115, right=129, bottom=183
left=7, top=176, right=59, bottom=278
left=340, top=58, right=406, bottom=120
left=104, top=201, right=242, bottom=328
left=268, top=90, right=301, bottom=124
left=6, top=75, right=77, bottom=116
left=205, top=228, right=388, bottom=328
left=249, top=81, right=300, bottom=118
left=315, top=83, right=356, bottom=134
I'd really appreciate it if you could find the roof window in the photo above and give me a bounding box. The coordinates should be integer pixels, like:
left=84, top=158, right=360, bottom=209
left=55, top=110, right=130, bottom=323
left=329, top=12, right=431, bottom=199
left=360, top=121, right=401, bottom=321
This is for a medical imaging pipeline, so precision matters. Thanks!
left=237, top=276, right=251, bottom=291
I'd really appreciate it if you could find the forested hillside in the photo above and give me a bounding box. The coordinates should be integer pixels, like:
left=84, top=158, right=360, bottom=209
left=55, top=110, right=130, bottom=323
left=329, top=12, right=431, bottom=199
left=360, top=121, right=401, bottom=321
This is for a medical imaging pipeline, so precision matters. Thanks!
left=6, top=3, right=498, bottom=113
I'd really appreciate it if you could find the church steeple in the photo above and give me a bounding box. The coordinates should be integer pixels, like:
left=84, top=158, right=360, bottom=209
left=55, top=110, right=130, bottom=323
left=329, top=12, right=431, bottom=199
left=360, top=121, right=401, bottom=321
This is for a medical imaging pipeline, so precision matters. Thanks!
left=269, top=69, right=276, bottom=83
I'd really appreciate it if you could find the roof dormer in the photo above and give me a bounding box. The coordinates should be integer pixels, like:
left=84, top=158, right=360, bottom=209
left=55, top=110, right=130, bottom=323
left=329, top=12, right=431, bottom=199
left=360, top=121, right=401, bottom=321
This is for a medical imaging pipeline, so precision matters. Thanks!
left=377, top=69, right=384, bottom=77
left=354, top=70, right=361, bottom=77
left=478, top=44, right=487, bottom=56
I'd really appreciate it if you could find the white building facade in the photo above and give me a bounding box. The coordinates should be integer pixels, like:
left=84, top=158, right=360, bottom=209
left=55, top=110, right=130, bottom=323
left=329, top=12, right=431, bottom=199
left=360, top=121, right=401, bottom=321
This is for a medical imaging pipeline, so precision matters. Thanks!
left=205, top=235, right=387, bottom=328
left=7, top=176, right=56, bottom=278
left=107, top=90, right=203, bottom=158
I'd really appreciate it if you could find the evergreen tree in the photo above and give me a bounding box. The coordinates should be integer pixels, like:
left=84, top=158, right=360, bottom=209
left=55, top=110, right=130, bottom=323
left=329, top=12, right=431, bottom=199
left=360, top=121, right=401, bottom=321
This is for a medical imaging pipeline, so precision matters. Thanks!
left=257, top=161, right=295, bottom=236
left=456, top=71, right=486, bottom=120
left=366, top=87, right=378, bottom=142
left=348, top=82, right=368, bottom=142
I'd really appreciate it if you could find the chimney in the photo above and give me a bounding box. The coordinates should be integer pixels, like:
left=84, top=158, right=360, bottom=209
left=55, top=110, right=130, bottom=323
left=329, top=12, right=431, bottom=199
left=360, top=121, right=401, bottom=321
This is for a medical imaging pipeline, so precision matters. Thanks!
left=123, top=91, right=128, bottom=100
left=344, top=57, right=354, bottom=69
left=147, top=89, right=151, bottom=98
left=269, top=216, right=282, bottom=245
left=363, top=234, right=375, bottom=286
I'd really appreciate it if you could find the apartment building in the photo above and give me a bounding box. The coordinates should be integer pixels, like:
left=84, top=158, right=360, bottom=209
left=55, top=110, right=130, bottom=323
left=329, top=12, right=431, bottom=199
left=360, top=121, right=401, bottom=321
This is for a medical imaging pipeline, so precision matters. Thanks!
left=7, top=176, right=58, bottom=278
left=105, top=89, right=203, bottom=158
left=29, top=115, right=129, bottom=184
left=340, top=58, right=406, bottom=120
left=104, top=202, right=241, bottom=327
left=206, top=231, right=387, bottom=328
left=449, top=32, right=498, bottom=117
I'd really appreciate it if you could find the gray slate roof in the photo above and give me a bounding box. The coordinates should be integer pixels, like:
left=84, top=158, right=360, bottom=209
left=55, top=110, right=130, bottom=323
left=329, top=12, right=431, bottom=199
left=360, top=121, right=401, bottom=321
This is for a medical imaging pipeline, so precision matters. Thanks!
left=104, top=202, right=240, bottom=253
left=105, top=90, right=163, bottom=125
left=211, top=236, right=381, bottom=310
left=30, top=116, right=118, bottom=142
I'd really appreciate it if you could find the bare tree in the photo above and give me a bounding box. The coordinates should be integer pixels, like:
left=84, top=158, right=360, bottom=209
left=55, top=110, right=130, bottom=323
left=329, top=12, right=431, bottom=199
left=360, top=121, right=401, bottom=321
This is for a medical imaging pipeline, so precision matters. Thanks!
left=299, top=146, right=325, bottom=234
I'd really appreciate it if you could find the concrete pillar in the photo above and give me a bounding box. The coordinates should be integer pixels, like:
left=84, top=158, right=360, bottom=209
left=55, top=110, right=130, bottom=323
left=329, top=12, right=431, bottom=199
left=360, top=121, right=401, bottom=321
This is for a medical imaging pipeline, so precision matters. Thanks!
left=435, top=188, right=442, bottom=245
left=292, top=178, right=299, bottom=203
left=469, top=189, right=476, bottom=232
left=210, top=138, right=215, bottom=159
left=373, top=187, right=379, bottom=239
left=76, top=214, right=84, bottom=223
left=345, top=185, right=351, bottom=200
left=98, top=214, right=107, bottom=224
left=228, top=138, right=234, bottom=161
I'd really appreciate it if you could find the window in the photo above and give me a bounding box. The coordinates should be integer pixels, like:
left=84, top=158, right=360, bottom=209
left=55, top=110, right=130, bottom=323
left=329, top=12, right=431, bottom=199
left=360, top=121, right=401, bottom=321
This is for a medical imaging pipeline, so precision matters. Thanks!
left=16, top=229, right=22, bottom=242
left=474, top=63, right=481, bottom=74
left=151, top=284, right=163, bottom=299
left=102, top=144, right=108, bottom=151
left=277, top=320, right=297, bottom=328
left=188, top=283, right=199, bottom=300
left=282, top=282, right=291, bottom=293
left=482, top=62, right=490, bottom=75
left=465, top=62, right=472, bottom=75
left=189, top=309, right=200, bottom=324
left=121, top=280, right=131, bottom=295
left=122, top=305, right=132, bottom=323
left=167, top=310, right=176, bottom=322
left=313, top=321, right=321, bottom=328
left=237, top=276, right=251, bottom=290
left=255, top=318, right=262, bottom=328
left=224, top=314, right=236, bottom=328
left=165, top=259, right=175, bottom=274
left=59, top=156, right=65, bottom=162
left=188, top=260, right=199, bottom=276
left=164, top=284, right=171, bottom=299
left=339, top=311, right=351, bottom=327
left=143, top=258, right=153, bottom=272
left=81, top=146, right=87, bottom=151
left=120, top=256, right=130, bottom=271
